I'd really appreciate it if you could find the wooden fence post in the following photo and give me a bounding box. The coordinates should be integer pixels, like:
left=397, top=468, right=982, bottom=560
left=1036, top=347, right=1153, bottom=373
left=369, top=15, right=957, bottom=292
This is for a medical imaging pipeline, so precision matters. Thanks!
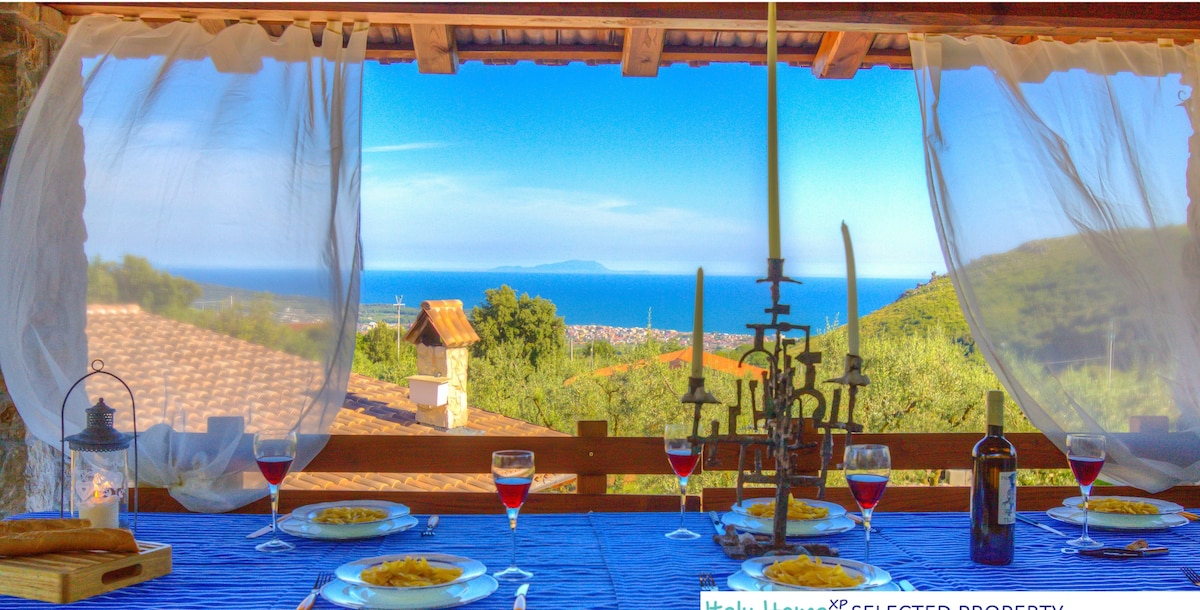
left=576, top=420, right=608, bottom=494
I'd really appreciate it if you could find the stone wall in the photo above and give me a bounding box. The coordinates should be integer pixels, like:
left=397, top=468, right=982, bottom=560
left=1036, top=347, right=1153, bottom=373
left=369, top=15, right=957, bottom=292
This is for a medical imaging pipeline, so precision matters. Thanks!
left=445, top=346, right=469, bottom=417
left=0, top=2, right=67, bottom=517
left=412, top=344, right=471, bottom=429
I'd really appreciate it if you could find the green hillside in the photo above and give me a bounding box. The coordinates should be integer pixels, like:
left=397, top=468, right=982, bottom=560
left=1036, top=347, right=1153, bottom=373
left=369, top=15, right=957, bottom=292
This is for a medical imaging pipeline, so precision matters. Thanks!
left=968, top=226, right=1190, bottom=369
left=817, top=275, right=1022, bottom=435
left=862, top=275, right=970, bottom=344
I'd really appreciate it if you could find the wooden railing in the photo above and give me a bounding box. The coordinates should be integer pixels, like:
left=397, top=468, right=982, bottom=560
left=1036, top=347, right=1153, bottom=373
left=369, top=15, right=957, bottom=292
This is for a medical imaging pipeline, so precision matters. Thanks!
left=138, top=421, right=1200, bottom=513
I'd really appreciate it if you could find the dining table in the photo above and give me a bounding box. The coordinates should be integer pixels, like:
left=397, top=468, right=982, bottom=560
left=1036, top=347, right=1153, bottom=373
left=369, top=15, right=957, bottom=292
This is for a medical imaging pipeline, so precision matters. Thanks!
left=2, top=509, right=1199, bottom=609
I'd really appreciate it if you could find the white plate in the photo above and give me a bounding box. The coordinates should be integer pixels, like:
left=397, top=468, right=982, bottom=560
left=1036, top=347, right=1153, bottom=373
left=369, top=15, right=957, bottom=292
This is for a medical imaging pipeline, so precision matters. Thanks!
left=1062, top=495, right=1183, bottom=515
left=321, top=575, right=498, bottom=609
left=280, top=514, right=418, bottom=540
left=292, top=500, right=411, bottom=523
left=731, top=497, right=847, bottom=521
left=1046, top=505, right=1189, bottom=531
left=336, top=554, right=487, bottom=591
left=720, top=511, right=856, bottom=537
left=741, top=555, right=892, bottom=591
left=727, top=569, right=900, bottom=592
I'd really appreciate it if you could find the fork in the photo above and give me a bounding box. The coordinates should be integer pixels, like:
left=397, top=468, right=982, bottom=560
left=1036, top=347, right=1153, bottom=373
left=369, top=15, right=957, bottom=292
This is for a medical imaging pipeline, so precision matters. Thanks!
left=1183, top=567, right=1200, bottom=587
left=699, top=573, right=718, bottom=592
left=422, top=515, right=440, bottom=537
left=297, top=573, right=332, bottom=610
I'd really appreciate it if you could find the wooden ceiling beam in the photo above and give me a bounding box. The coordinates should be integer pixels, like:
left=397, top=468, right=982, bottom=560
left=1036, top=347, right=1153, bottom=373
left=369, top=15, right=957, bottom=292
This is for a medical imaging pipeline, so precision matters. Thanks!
left=197, top=17, right=226, bottom=35
left=812, top=31, right=875, bottom=79
left=621, top=27, right=664, bottom=77
left=378, top=24, right=397, bottom=45
left=367, top=44, right=914, bottom=70
left=46, top=3, right=1200, bottom=40
left=410, top=23, right=457, bottom=74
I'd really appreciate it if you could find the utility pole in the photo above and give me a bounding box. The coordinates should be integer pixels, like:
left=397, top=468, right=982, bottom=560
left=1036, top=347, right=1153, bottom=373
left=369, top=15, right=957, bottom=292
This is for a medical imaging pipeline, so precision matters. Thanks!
left=646, top=306, right=653, bottom=342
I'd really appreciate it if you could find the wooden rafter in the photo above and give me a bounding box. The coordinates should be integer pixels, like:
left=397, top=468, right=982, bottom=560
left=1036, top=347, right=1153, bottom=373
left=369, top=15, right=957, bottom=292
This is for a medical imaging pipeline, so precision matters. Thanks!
left=812, top=31, right=875, bottom=79
left=378, top=23, right=397, bottom=45
left=369, top=44, right=914, bottom=70
left=42, top=2, right=1200, bottom=76
left=661, top=43, right=912, bottom=69
left=410, top=22, right=457, bottom=74
left=196, top=17, right=225, bottom=35
left=46, top=3, right=1200, bottom=39
left=621, top=26, right=664, bottom=77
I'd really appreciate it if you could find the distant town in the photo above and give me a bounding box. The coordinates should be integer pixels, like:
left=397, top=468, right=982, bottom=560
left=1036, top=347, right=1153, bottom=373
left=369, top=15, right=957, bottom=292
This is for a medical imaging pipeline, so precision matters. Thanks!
left=565, top=324, right=751, bottom=350
left=209, top=296, right=753, bottom=352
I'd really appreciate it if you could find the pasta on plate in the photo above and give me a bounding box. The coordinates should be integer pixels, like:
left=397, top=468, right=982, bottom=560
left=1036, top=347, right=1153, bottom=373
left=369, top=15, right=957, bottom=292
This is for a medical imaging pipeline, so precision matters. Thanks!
left=1084, top=498, right=1158, bottom=515
left=764, top=555, right=864, bottom=589
left=361, top=557, right=464, bottom=587
left=313, top=506, right=390, bottom=524
left=747, top=496, right=830, bottom=520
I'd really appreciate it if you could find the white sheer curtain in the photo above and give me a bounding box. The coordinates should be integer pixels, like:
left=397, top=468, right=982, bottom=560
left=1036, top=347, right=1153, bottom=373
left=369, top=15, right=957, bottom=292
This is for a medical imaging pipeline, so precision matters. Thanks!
left=0, top=16, right=367, bottom=511
left=912, top=35, right=1200, bottom=491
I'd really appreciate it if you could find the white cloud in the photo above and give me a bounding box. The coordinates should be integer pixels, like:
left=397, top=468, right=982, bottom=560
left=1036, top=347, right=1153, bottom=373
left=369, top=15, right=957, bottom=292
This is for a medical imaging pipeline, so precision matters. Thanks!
left=360, top=172, right=758, bottom=272
left=362, top=142, right=448, bottom=153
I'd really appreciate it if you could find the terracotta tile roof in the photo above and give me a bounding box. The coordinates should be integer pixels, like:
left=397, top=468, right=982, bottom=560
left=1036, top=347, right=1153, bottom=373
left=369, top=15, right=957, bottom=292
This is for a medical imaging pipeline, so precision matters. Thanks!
left=402, top=299, right=481, bottom=348
left=340, top=375, right=567, bottom=438
left=82, top=304, right=571, bottom=494
left=567, top=348, right=765, bottom=384
left=667, top=349, right=767, bottom=379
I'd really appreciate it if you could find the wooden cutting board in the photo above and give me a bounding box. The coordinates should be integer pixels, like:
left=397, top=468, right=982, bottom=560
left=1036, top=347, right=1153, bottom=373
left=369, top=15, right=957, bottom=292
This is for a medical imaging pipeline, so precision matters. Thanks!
left=0, top=540, right=171, bottom=603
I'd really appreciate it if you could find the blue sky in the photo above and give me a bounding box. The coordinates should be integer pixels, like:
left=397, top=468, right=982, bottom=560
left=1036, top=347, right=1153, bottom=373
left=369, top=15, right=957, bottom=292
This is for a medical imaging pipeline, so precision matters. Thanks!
left=361, top=60, right=945, bottom=278
left=75, top=49, right=945, bottom=279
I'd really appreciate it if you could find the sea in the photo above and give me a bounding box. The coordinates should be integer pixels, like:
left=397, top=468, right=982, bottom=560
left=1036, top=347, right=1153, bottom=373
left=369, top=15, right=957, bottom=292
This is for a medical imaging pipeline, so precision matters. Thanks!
left=168, top=268, right=925, bottom=336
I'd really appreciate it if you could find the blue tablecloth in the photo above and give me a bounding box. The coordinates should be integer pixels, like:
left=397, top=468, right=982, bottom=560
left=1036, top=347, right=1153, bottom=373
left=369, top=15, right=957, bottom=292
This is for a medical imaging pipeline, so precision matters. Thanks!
left=3, top=509, right=1199, bottom=608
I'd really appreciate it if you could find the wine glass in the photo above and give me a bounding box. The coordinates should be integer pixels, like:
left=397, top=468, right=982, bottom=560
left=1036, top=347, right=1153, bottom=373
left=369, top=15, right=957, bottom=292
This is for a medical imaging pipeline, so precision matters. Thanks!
left=844, top=444, right=890, bottom=563
left=253, top=429, right=297, bottom=552
left=664, top=423, right=701, bottom=540
left=492, top=450, right=534, bottom=581
left=1065, top=433, right=1106, bottom=550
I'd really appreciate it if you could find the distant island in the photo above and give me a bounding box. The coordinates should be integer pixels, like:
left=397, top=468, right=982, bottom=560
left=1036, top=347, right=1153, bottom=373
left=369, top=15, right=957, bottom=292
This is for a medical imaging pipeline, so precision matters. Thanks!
left=490, top=260, right=618, bottom=274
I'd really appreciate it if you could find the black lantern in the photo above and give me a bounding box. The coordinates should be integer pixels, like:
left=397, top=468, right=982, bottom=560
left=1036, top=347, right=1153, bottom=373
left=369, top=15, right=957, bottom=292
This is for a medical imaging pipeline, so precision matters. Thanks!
left=59, top=360, right=139, bottom=533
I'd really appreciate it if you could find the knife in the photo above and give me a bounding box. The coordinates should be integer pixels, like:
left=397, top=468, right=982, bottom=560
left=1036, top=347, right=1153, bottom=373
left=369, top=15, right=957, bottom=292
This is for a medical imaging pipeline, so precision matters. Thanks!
left=1078, top=546, right=1169, bottom=559
left=709, top=511, right=727, bottom=536
left=1014, top=514, right=1067, bottom=537
left=513, top=583, right=529, bottom=610
left=246, top=516, right=289, bottom=539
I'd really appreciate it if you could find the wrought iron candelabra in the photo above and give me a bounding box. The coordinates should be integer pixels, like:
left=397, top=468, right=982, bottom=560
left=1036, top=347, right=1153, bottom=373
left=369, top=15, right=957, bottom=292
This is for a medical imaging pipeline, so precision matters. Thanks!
left=684, top=257, right=869, bottom=555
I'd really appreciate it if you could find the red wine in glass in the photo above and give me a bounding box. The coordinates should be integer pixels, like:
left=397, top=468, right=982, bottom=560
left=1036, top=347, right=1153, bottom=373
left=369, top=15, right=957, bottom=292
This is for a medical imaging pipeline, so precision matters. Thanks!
left=495, top=477, right=532, bottom=509
left=667, top=450, right=700, bottom=478
left=1069, top=456, right=1104, bottom=487
left=492, top=450, right=534, bottom=581
left=1065, top=434, right=1106, bottom=550
left=252, top=429, right=297, bottom=553
left=843, top=444, right=890, bottom=563
left=256, top=456, right=293, bottom=486
left=663, top=424, right=701, bottom=540
left=847, top=473, right=889, bottom=510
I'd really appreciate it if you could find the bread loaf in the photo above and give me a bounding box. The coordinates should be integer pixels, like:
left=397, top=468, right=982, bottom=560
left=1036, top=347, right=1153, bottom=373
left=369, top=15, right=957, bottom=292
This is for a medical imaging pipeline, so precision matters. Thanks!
left=0, top=519, right=92, bottom=535
left=0, top=527, right=138, bottom=557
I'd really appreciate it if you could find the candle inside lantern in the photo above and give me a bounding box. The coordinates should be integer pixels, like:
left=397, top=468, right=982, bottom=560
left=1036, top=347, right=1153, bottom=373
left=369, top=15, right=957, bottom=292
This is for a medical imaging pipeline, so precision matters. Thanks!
left=79, top=474, right=120, bottom=529
left=842, top=222, right=859, bottom=355
left=692, top=267, right=704, bottom=378
left=766, top=2, right=780, bottom=260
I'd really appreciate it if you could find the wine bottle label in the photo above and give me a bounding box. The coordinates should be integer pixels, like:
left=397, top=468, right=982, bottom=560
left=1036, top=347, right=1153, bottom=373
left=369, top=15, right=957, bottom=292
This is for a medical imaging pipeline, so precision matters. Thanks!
left=998, top=470, right=1017, bottom=525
